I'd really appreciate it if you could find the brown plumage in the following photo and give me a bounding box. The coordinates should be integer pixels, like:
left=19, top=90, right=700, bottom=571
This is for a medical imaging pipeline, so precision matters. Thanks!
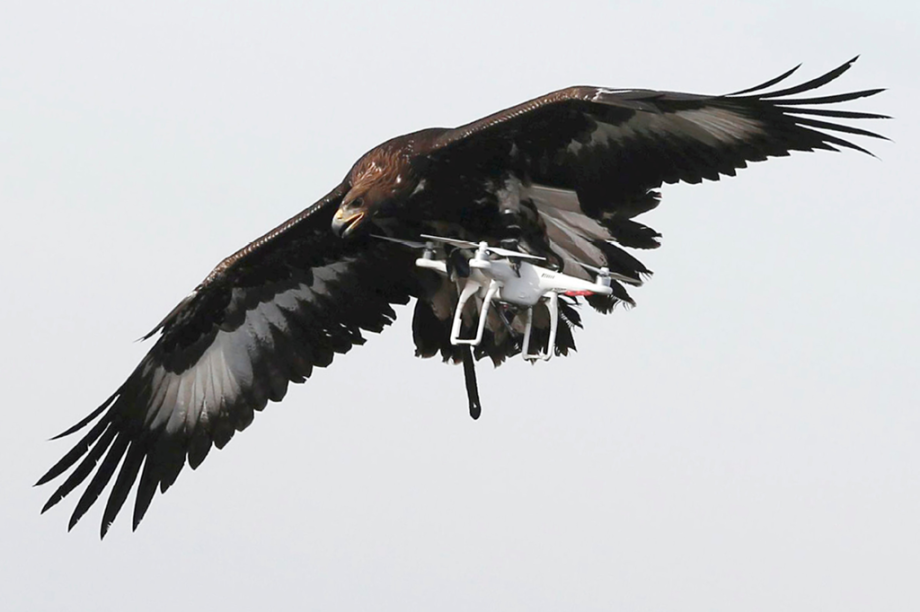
left=38, top=58, right=888, bottom=537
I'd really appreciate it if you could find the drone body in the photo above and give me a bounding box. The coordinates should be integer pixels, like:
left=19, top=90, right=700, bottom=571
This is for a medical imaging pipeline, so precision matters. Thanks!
left=38, top=58, right=887, bottom=536
left=404, top=236, right=620, bottom=352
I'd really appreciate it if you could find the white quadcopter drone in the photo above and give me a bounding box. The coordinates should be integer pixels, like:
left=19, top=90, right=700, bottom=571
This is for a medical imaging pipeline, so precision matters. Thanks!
left=378, top=233, right=642, bottom=361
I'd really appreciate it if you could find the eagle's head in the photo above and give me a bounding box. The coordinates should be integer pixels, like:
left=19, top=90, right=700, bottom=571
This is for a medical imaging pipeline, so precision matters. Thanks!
left=332, top=144, right=419, bottom=238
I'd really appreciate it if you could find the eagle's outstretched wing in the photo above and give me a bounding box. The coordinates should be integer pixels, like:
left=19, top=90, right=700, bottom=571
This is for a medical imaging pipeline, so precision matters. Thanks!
left=416, top=58, right=886, bottom=308
left=429, top=57, right=887, bottom=225
left=37, top=185, right=419, bottom=537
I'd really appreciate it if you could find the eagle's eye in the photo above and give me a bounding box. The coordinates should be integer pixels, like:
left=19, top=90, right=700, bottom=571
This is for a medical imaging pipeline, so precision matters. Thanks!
left=350, top=197, right=364, bottom=209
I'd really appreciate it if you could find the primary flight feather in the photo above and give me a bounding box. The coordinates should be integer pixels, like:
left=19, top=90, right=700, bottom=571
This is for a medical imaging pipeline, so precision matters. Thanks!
left=38, top=58, right=888, bottom=537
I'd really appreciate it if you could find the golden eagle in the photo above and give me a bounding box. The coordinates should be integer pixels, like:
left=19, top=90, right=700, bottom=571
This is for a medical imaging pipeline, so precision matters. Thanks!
left=38, top=58, right=887, bottom=537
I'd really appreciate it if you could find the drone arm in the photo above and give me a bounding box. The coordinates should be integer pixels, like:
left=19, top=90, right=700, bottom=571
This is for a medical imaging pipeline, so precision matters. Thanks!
left=450, top=279, right=480, bottom=345
left=521, top=307, right=534, bottom=357
left=545, top=292, right=558, bottom=361
left=416, top=258, right=448, bottom=274
left=522, top=292, right=558, bottom=362
left=450, top=279, right=499, bottom=346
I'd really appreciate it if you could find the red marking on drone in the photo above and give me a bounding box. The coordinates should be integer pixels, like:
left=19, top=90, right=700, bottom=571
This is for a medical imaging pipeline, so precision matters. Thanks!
left=564, top=290, right=595, bottom=296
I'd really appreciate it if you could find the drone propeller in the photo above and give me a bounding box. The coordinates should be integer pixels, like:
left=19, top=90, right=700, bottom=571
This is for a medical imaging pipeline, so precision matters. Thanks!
left=419, top=234, right=546, bottom=261
left=371, top=235, right=433, bottom=250
left=579, top=262, right=643, bottom=286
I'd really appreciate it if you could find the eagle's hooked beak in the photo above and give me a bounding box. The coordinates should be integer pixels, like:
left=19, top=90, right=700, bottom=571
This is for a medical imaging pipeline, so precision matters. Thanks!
left=331, top=198, right=366, bottom=239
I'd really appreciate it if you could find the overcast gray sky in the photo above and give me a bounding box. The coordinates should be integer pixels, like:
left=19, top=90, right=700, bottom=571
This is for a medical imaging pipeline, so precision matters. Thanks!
left=2, top=1, right=918, bottom=610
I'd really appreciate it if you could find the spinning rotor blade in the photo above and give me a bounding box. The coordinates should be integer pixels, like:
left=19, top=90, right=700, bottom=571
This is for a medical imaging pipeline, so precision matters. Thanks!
left=579, top=262, right=644, bottom=286
left=487, top=246, right=546, bottom=261
left=371, top=235, right=431, bottom=250
left=419, top=234, right=481, bottom=249
left=419, top=234, right=545, bottom=261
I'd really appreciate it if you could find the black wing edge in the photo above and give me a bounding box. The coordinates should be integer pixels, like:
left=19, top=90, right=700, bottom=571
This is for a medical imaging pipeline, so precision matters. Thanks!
left=35, top=389, right=124, bottom=534
left=35, top=377, right=176, bottom=538
left=726, top=56, right=890, bottom=157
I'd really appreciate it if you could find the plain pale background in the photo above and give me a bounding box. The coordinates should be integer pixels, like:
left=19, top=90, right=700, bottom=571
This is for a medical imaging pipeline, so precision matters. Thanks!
left=2, top=1, right=917, bottom=610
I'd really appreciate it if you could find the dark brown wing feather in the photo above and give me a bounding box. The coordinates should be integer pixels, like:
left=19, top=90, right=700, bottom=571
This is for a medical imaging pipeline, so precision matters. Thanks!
left=428, top=57, right=888, bottom=210
left=37, top=185, right=420, bottom=537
